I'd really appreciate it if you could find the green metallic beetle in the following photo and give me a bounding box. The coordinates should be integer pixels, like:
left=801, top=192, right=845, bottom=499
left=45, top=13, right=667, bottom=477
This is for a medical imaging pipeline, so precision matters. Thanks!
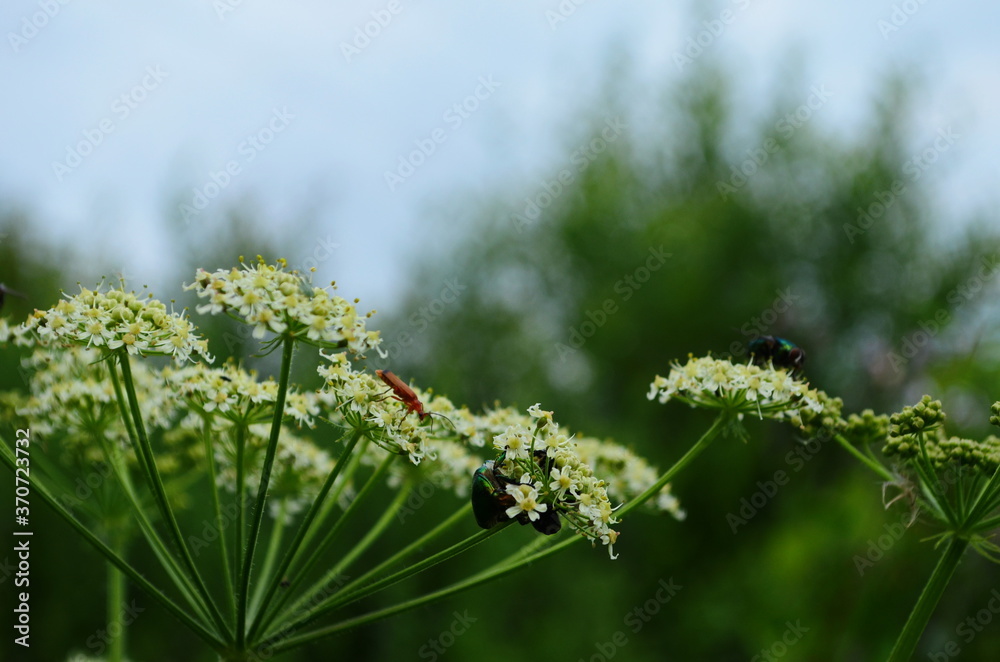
left=748, top=335, right=805, bottom=374
left=471, top=451, right=561, bottom=535
left=471, top=458, right=515, bottom=529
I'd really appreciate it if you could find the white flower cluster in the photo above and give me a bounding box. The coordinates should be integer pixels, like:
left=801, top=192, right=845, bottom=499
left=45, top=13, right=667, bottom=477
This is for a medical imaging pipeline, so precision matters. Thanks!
left=163, top=363, right=319, bottom=428
left=10, top=347, right=178, bottom=463
left=318, top=352, right=432, bottom=464
left=186, top=257, right=381, bottom=354
left=19, top=284, right=211, bottom=364
left=647, top=355, right=824, bottom=420
left=491, top=405, right=622, bottom=558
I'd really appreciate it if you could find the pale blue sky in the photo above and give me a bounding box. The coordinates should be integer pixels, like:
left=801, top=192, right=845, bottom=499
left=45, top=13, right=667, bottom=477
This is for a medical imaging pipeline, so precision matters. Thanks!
left=2, top=1, right=997, bottom=312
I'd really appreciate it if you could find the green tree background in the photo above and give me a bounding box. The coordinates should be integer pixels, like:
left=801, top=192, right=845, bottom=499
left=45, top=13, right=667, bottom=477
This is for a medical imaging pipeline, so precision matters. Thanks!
left=2, top=64, right=1000, bottom=660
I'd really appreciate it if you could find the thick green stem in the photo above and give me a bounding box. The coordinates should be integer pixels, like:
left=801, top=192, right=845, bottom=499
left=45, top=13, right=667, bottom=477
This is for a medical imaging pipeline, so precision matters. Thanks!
left=253, top=450, right=396, bottom=638
left=87, top=409, right=209, bottom=621
left=619, top=414, right=725, bottom=518
left=311, top=479, right=413, bottom=588
left=106, top=543, right=126, bottom=662
left=292, top=503, right=473, bottom=623
left=117, top=354, right=230, bottom=638
left=262, top=524, right=510, bottom=642
left=249, top=501, right=289, bottom=617
left=247, top=430, right=363, bottom=640
left=269, top=523, right=567, bottom=654
left=833, top=434, right=895, bottom=482
left=886, top=536, right=969, bottom=662
left=238, top=336, right=295, bottom=647
left=234, top=423, right=247, bottom=595
left=202, top=415, right=237, bottom=622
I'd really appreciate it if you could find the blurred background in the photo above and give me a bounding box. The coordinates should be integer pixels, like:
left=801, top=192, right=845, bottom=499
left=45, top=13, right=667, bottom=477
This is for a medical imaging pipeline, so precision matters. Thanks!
left=2, top=1, right=1000, bottom=660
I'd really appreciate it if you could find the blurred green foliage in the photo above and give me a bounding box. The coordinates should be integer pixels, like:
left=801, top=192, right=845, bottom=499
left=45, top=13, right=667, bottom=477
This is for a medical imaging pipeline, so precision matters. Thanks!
left=375, top=68, right=1000, bottom=660
left=3, top=63, right=1000, bottom=661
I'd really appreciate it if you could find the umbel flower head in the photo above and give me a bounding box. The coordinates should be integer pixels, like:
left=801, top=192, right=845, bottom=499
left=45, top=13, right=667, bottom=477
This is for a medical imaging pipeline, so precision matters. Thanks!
left=10, top=346, right=178, bottom=463
left=879, top=396, right=1000, bottom=562
left=186, top=256, right=381, bottom=355
left=648, top=355, right=824, bottom=426
left=490, top=404, right=623, bottom=558
left=318, top=352, right=432, bottom=464
left=884, top=396, right=1000, bottom=474
left=19, top=282, right=211, bottom=364
left=163, top=362, right=319, bottom=428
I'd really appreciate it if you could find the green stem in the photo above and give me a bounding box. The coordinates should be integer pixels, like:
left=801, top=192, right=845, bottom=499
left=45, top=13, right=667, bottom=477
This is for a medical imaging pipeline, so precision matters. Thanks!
left=117, top=354, right=231, bottom=639
left=0, top=440, right=224, bottom=649
left=249, top=501, right=289, bottom=617
left=833, top=434, right=895, bottom=482
left=238, top=336, right=295, bottom=647
left=289, top=502, right=473, bottom=625
left=619, top=414, right=726, bottom=518
left=246, top=430, right=363, bottom=641
left=202, top=415, right=237, bottom=623
left=105, top=370, right=214, bottom=623
left=106, top=540, right=126, bottom=662
left=961, top=463, right=1000, bottom=529
left=298, top=435, right=370, bottom=552
left=886, top=536, right=969, bottom=662
left=234, top=423, right=247, bottom=595
left=253, top=449, right=396, bottom=638
left=263, top=523, right=511, bottom=642
left=270, top=523, right=570, bottom=654
left=314, top=479, right=413, bottom=585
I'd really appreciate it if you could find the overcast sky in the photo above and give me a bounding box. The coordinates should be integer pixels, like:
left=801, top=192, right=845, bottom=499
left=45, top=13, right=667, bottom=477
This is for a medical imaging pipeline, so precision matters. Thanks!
left=2, top=0, right=997, bottom=313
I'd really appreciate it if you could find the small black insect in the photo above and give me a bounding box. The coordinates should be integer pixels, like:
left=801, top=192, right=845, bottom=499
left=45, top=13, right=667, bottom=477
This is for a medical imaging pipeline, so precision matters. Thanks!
left=748, top=336, right=805, bottom=374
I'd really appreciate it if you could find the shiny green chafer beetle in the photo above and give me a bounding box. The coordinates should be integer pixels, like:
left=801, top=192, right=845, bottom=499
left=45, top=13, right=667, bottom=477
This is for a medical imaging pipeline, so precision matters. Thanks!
left=471, top=451, right=561, bottom=535
left=471, top=459, right=515, bottom=529
left=748, top=335, right=805, bottom=374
